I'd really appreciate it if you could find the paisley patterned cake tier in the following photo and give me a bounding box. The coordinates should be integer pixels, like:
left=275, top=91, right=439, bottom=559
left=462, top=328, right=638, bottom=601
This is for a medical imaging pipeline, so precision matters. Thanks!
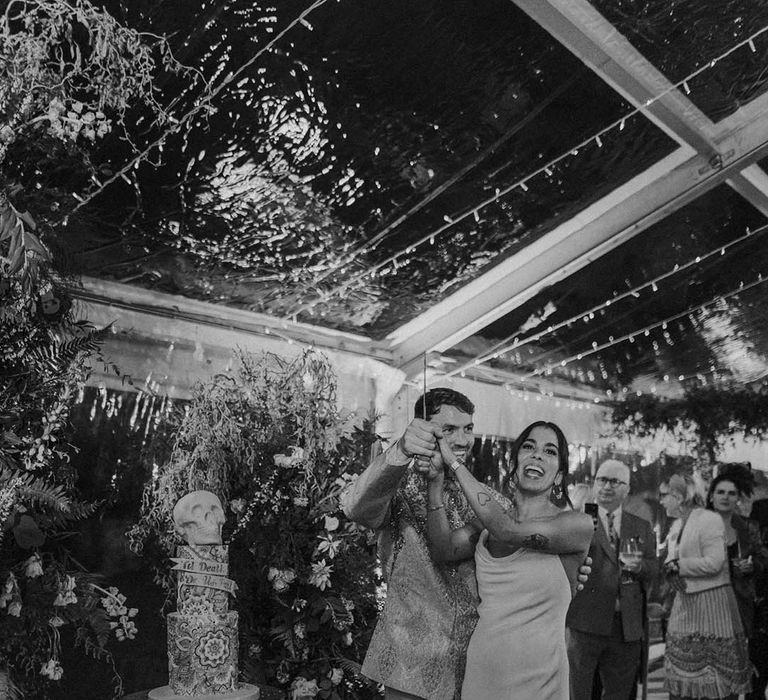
left=167, top=612, right=239, bottom=695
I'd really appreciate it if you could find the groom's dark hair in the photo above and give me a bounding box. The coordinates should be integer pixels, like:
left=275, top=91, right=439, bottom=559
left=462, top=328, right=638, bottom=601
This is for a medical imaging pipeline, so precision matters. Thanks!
left=414, top=388, right=474, bottom=421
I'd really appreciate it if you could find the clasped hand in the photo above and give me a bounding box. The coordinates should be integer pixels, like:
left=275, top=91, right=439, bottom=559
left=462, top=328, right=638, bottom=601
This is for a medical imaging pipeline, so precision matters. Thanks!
left=399, top=419, right=447, bottom=480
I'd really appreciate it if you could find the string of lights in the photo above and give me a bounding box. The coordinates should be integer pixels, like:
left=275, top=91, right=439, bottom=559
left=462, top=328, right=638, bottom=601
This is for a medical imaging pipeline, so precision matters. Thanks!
left=521, top=271, right=768, bottom=380
left=60, top=0, right=329, bottom=224
left=281, top=77, right=578, bottom=303
left=444, top=222, right=768, bottom=378
left=283, top=22, right=768, bottom=318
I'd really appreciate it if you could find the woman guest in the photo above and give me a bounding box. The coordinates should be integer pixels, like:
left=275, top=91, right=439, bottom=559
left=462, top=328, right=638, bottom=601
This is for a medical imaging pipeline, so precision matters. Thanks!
left=706, top=467, right=768, bottom=700
left=425, top=421, right=593, bottom=700
left=660, top=472, right=752, bottom=700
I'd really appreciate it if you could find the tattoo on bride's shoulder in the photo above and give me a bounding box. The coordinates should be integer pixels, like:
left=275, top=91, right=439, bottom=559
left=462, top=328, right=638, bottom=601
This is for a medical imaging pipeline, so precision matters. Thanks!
left=523, top=533, right=549, bottom=550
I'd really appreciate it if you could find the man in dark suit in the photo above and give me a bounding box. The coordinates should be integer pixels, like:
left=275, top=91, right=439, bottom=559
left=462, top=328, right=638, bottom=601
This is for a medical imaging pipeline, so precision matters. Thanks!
left=566, top=459, right=658, bottom=700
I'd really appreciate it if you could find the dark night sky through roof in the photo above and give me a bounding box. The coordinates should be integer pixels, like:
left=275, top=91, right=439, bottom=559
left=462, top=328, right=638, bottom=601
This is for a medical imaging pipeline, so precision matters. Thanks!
left=19, top=0, right=768, bottom=397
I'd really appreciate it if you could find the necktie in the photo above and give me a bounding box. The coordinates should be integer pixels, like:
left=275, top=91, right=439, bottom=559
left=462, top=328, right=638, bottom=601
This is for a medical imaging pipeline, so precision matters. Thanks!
left=606, top=511, right=619, bottom=551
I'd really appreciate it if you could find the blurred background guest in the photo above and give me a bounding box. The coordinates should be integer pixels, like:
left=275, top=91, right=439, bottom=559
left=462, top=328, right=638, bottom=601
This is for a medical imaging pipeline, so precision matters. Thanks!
left=711, top=465, right=768, bottom=700
left=660, top=473, right=751, bottom=700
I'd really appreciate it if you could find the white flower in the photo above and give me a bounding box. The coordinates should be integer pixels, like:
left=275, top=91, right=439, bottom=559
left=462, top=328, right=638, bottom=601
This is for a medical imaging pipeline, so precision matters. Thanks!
left=0, top=573, right=17, bottom=608
left=342, top=631, right=353, bottom=646
left=40, top=659, right=63, bottom=680
left=54, top=575, right=77, bottom=607
left=230, top=498, right=246, bottom=514
left=24, top=553, right=44, bottom=578
left=323, top=515, right=339, bottom=532
left=7, top=601, right=21, bottom=617
left=49, top=616, right=65, bottom=628
left=115, top=616, right=138, bottom=641
left=293, top=622, right=306, bottom=639
left=267, top=567, right=296, bottom=592
left=274, top=446, right=305, bottom=469
left=290, top=677, right=319, bottom=699
left=291, top=598, right=307, bottom=611
left=101, top=587, right=127, bottom=616
left=328, top=667, right=343, bottom=685
left=316, top=534, right=341, bottom=559
left=308, top=560, right=333, bottom=591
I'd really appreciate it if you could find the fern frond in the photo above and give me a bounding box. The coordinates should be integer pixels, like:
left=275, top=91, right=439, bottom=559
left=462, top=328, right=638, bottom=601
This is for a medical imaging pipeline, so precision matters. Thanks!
left=13, top=472, right=70, bottom=511
left=27, top=333, right=104, bottom=376
left=47, top=498, right=101, bottom=526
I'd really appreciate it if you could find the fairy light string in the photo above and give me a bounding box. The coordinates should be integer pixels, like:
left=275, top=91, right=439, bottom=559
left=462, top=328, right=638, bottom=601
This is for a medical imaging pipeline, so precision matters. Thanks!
left=445, top=222, right=768, bottom=378
left=523, top=272, right=768, bottom=380
left=284, top=22, right=768, bottom=318
left=281, top=77, right=579, bottom=302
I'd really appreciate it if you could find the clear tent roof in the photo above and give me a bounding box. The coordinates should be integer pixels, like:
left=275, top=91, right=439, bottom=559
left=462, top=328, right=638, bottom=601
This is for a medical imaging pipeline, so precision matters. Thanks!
left=28, top=0, right=768, bottom=400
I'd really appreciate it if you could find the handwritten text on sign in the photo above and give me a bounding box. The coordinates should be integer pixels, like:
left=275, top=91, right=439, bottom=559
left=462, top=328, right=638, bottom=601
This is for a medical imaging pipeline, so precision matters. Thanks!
left=171, top=558, right=228, bottom=576
left=181, top=572, right=238, bottom=595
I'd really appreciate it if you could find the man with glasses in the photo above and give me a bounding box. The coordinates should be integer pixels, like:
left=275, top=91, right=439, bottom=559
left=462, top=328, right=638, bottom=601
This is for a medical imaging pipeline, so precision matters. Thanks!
left=566, top=459, right=658, bottom=700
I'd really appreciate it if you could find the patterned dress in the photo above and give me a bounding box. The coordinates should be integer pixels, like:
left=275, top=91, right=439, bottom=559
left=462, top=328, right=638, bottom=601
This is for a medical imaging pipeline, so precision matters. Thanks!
left=663, top=514, right=752, bottom=698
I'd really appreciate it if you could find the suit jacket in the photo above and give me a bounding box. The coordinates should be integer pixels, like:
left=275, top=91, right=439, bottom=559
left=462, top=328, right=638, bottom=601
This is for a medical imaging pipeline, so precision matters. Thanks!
left=566, top=510, right=657, bottom=642
left=730, top=513, right=768, bottom=636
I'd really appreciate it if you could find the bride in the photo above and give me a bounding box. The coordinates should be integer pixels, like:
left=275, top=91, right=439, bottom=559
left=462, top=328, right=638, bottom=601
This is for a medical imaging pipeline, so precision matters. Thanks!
left=425, top=420, right=593, bottom=699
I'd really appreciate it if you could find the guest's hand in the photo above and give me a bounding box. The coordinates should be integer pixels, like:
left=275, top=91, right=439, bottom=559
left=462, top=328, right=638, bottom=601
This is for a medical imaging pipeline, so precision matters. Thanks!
left=622, top=557, right=642, bottom=575
left=576, top=555, right=592, bottom=590
left=732, top=556, right=754, bottom=576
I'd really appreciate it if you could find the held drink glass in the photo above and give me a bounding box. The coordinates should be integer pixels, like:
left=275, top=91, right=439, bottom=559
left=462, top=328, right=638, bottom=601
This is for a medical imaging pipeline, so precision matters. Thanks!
left=619, top=537, right=642, bottom=568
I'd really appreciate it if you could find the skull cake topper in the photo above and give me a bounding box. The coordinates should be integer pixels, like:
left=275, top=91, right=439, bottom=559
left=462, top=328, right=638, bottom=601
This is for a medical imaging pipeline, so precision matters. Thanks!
left=172, top=491, right=226, bottom=545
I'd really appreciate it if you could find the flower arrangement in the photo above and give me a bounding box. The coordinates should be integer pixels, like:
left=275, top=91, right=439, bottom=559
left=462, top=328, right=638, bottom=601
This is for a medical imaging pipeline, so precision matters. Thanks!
left=130, top=350, right=383, bottom=698
left=0, top=210, right=141, bottom=697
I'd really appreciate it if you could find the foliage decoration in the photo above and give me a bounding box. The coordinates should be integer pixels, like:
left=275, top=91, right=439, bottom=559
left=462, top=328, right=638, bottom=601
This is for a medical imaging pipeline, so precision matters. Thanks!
left=130, top=350, right=383, bottom=699
left=0, top=0, right=200, bottom=165
left=0, top=0, right=183, bottom=680
left=610, top=384, right=768, bottom=460
left=0, top=202, right=139, bottom=697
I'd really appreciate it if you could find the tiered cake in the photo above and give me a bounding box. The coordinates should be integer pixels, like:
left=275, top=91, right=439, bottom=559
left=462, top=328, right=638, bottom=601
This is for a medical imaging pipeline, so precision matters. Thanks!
left=149, top=491, right=258, bottom=700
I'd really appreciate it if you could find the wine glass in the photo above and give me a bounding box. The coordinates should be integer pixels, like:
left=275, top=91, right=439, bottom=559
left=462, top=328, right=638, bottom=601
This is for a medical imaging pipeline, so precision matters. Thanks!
left=619, top=537, right=642, bottom=569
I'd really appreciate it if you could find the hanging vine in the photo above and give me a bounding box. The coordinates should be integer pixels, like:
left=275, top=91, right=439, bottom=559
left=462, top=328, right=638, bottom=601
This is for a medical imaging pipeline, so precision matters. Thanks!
left=610, top=384, right=768, bottom=459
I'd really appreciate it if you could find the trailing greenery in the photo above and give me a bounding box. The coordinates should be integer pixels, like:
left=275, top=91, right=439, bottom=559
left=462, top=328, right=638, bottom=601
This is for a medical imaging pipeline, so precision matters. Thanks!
left=610, top=384, right=768, bottom=459
left=130, top=350, right=383, bottom=699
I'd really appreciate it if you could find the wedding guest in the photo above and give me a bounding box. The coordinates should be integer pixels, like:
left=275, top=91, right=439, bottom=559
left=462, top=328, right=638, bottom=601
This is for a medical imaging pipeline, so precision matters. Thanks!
left=567, top=459, right=657, bottom=700
left=747, top=470, right=768, bottom=700
left=341, top=390, right=590, bottom=699
left=426, top=421, right=593, bottom=699
left=661, top=472, right=751, bottom=700
left=707, top=466, right=768, bottom=700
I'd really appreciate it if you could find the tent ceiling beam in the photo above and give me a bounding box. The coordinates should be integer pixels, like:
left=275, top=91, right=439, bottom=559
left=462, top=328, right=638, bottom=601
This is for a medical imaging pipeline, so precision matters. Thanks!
left=511, top=0, right=768, bottom=219
left=390, top=89, right=768, bottom=380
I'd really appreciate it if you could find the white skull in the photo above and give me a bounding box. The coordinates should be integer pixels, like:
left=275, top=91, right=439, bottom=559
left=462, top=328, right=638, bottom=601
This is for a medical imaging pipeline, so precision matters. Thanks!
left=172, top=491, right=225, bottom=545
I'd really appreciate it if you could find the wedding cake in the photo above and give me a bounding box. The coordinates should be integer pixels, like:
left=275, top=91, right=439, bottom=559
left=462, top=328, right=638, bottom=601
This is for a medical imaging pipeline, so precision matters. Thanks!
left=149, top=491, right=259, bottom=700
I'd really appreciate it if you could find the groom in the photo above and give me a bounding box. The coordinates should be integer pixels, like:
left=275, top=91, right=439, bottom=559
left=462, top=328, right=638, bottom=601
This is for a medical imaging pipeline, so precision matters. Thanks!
left=342, top=388, right=590, bottom=700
